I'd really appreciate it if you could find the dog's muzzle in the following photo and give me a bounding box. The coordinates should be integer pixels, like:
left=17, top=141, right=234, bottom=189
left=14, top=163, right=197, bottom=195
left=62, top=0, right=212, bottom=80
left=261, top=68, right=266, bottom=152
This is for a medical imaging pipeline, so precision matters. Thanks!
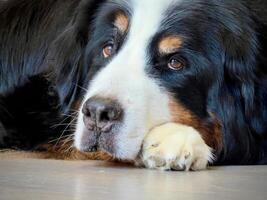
left=79, top=96, right=123, bottom=153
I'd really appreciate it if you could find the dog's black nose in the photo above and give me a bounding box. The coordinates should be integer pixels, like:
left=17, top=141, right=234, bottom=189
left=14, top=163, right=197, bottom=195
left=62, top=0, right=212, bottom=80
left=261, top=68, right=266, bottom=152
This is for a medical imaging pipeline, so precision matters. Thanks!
left=82, top=97, right=123, bottom=132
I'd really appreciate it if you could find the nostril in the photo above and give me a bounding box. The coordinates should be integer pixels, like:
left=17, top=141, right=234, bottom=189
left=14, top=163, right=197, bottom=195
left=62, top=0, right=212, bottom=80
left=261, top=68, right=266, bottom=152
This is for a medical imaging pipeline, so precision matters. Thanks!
left=100, top=108, right=121, bottom=122
left=108, top=108, right=120, bottom=120
left=100, top=111, right=110, bottom=122
left=82, top=97, right=123, bottom=131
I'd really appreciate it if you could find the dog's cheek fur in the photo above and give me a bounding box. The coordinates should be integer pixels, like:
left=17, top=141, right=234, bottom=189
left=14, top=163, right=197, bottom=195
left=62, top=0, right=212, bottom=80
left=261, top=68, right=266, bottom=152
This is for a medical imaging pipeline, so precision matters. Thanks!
left=169, top=99, right=223, bottom=155
left=161, top=0, right=267, bottom=165
left=207, top=3, right=267, bottom=164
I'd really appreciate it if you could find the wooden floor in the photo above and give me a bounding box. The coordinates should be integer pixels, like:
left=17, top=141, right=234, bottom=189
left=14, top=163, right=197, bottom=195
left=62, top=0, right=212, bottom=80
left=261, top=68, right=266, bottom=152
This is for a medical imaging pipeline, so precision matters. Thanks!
left=0, top=157, right=267, bottom=200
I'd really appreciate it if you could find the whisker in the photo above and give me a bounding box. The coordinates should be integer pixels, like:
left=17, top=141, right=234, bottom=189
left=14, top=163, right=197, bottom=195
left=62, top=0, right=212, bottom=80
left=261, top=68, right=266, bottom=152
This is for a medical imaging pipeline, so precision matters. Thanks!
left=51, top=123, right=73, bottom=128
left=62, top=136, right=74, bottom=146
left=48, top=134, right=73, bottom=143
left=52, top=111, right=79, bottom=129
left=69, top=109, right=80, bottom=113
left=75, top=83, right=88, bottom=93
left=64, top=144, right=74, bottom=154
left=61, top=113, right=78, bottom=117
left=54, top=117, right=77, bottom=147
left=51, top=115, right=73, bottom=129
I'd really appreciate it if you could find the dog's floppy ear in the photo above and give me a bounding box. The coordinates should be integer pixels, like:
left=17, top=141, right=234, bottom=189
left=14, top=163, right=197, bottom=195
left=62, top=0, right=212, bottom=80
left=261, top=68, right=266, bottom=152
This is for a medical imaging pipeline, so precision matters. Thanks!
left=220, top=13, right=259, bottom=117
left=211, top=13, right=263, bottom=163
left=47, top=0, right=106, bottom=109
left=72, top=0, right=107, bottom=45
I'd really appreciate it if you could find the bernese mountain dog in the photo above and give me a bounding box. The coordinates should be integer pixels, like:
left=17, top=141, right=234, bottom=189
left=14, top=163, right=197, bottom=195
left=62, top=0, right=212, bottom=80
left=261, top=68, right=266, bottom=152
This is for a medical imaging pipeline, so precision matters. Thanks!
left=0, top=0, right=267, bottom=170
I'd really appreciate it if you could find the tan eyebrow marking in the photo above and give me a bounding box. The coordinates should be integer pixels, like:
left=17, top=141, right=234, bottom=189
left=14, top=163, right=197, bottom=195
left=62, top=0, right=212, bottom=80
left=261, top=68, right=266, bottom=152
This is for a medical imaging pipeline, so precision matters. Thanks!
left=158, top=36, right=183, bottom=54
left=114, top=12, right=129, bottom=33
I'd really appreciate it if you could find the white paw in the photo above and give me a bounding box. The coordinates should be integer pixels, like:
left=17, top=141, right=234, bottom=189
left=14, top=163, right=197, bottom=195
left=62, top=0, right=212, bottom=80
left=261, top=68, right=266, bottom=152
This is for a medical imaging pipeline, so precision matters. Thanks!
left=140, top=123, right=214, bottom=171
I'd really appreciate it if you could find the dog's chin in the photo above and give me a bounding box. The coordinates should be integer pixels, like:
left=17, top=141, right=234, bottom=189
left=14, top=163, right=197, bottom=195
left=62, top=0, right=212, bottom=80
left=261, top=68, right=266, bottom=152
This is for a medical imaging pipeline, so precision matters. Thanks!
left=75, top=129, right=115, bottom=154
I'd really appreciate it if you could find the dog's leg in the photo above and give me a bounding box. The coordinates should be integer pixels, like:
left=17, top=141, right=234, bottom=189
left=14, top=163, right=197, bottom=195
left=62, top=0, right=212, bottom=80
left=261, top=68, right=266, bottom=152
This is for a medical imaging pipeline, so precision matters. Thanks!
left=140, top=123, right=213, bottom=171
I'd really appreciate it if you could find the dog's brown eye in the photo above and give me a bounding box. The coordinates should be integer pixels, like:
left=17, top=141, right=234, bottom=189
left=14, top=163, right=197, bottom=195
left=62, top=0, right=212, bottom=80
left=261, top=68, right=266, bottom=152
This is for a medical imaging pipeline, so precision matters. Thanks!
left=168, top=57, right=185, bottom=71
left=103, top=44, right=114, bottom=58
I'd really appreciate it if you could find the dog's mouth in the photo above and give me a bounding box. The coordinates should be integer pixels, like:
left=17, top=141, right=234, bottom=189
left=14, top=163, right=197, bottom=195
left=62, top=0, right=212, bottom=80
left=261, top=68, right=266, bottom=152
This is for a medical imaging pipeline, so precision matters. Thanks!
left=78, top=127, right=119, bottom=155
left=75, top=96, right=124, bottom=154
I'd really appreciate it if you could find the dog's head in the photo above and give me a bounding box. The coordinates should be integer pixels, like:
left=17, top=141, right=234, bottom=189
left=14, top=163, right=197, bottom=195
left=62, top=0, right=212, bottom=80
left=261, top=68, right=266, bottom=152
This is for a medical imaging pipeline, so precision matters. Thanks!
left=74, top=0, right=258, bottom=160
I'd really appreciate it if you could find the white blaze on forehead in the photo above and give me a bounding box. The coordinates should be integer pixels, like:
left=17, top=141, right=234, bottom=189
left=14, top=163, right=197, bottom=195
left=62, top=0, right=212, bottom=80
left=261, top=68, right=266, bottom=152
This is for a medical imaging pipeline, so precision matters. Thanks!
left=75, top=0, right=182, bottom=159
left=87, top=0, right=180, bottom=96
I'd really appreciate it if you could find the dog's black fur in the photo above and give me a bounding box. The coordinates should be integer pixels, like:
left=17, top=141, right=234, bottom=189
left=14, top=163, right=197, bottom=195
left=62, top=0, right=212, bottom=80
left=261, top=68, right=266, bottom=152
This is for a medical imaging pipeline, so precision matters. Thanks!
left=0, top=0, right=267, bottom=165
left=0, top=0, right=103, bottom=149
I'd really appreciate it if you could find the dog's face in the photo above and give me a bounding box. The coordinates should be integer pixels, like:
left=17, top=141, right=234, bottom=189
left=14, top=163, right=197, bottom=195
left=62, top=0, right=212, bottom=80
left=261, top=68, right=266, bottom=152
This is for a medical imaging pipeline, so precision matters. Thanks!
left=74, top=0, right=221, bottom=160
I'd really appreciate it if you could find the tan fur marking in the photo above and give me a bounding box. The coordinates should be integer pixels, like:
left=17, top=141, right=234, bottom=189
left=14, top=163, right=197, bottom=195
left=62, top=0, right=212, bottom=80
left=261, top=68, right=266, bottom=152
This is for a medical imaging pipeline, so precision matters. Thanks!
left=169, top=99, right=223, bottom=153
left=72, top=100, right=82, bottom=112
left=0, top=142, right=113, bottom=161
left=38, top=140, right=113, bottom=160
left=158, top=36, right=182, bottom=54
left=114, top=12, right=129, bottom=33
left=0, top=139, right=113, bottom=161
